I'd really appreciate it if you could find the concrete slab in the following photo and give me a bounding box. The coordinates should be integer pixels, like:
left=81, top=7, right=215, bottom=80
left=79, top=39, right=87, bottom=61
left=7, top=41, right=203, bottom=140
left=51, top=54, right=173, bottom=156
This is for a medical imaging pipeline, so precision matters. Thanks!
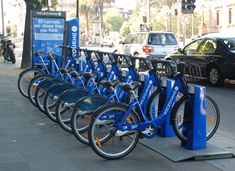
left=140, top=137, right=234, bottom=162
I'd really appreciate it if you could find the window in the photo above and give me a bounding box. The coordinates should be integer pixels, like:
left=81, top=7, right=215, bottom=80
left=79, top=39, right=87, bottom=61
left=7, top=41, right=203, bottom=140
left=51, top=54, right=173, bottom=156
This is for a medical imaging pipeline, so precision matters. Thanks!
left=198, top=40, right=217, bottom=54
left=216, top=10, right=220, bottom=25
left=148, top=33, right=177, bottom=45
left=229, top=8, right=232, bottom=24
left=184, top=39, right=203, bottom=54
left=223, top=38, right=235, bottom=50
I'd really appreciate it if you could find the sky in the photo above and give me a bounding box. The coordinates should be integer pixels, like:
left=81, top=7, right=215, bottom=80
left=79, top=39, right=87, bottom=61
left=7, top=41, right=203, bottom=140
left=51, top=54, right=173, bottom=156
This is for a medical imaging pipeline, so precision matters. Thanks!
left=114, top=0, right=137, bottom=10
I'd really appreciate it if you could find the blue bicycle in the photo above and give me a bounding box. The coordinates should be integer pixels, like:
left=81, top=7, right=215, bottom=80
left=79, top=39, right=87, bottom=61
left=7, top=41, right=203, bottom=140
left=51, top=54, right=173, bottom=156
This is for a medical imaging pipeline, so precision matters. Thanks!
left=69, top=54, right=143, bottom=144
left=88, top=59, right=220, bottom=160
left=18, top=46, right=76, bottom=98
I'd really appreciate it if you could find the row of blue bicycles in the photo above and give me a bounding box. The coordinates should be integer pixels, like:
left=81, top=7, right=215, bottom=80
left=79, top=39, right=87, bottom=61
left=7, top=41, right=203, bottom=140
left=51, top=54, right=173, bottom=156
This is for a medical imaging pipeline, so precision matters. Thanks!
left=17, top=46, right=220, bottom=160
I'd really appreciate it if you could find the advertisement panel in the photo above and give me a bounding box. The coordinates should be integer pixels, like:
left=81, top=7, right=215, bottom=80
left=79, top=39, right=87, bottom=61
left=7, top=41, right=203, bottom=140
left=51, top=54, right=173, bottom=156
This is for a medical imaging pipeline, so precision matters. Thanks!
left=31, top=11, right=66, bottom=67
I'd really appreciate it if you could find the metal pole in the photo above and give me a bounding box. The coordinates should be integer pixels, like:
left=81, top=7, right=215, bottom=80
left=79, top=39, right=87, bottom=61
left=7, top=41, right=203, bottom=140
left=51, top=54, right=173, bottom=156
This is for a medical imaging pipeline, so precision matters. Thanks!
left=1, top=0, right=4, bottom=35
left=183, top=23, right=186, bottom=46
left=146, top=0, right=150, bottom=30
left=76, top=0, right=79, bottom=18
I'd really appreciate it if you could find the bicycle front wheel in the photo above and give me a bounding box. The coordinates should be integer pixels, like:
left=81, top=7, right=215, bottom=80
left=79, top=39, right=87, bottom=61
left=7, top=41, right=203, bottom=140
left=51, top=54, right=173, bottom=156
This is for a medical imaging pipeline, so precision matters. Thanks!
left=88, top=103, right=140, bottom=160
left=71, top=95, right=107, bottom=145
left=56, top=88, right=89, bottom=133
left=18, top=68, right=42, bottom=98
left=171, top=95, right=220, bottom=142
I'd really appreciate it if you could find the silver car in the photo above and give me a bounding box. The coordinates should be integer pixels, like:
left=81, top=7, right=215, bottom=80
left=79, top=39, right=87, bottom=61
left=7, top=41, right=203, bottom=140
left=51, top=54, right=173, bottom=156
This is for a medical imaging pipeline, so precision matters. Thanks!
left=118, top=31, right=179, bottom=59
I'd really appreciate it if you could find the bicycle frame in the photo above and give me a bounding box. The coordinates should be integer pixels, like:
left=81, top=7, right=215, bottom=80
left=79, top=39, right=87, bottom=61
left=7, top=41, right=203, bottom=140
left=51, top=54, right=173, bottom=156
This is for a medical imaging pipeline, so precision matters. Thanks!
left=114, top=74, right=192, bottom=139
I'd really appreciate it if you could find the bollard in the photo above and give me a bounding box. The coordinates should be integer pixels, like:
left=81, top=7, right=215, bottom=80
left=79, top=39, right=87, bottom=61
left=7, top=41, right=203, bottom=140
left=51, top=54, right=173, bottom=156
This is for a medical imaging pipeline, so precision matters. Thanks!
left=157, top=79, right=175, bottom=137
left=181, top=85, right=207, bottom=150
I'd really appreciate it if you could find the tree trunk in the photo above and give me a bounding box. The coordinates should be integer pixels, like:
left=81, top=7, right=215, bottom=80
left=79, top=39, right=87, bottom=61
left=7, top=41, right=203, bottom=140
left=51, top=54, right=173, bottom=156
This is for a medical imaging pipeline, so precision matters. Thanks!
left=21, top=7, right=32, bottom=69
left=100, top=5, right=104, bottom=37
left=85, top=12, right=89, bottom=34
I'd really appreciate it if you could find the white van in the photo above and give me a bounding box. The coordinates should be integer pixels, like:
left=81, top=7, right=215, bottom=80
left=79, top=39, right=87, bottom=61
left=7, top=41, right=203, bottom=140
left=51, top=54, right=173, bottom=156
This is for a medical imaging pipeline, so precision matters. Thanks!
left=118, top=31, right=179, bottom=59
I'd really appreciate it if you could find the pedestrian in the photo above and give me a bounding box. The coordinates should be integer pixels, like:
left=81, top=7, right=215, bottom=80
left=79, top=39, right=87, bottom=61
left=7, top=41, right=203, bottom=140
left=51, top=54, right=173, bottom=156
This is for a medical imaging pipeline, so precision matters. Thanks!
left=6, top=21, right=11, bottom=36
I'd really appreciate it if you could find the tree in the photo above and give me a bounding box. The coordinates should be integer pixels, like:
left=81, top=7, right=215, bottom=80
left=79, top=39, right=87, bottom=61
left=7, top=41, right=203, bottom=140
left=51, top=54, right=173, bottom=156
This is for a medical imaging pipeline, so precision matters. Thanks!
left=103, top=11, right=124, bottom=33
left=80, top=0, right=93, bottom=34
left=119, top=21, right=131, bottom=38
left=21, top=0, right=57, bottom=69
left=92, top=0, right=114, bottom=37
left=163, top=0, right=177, bottom=31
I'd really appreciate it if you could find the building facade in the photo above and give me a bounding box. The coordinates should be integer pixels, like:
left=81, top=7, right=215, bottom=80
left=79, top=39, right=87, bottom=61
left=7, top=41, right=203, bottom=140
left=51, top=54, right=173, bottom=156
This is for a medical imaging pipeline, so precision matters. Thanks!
left=206, top=0, right=235, bottom=34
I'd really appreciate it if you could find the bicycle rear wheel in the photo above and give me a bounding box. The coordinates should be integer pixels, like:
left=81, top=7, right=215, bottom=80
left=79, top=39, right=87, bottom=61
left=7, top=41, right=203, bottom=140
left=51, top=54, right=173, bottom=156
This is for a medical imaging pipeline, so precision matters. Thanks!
left=28, top=74, right=54, bottom=107
left=88, top=103, right=140, bottom=160
left=171, top=95, right=220, bottom=142
left=18, top=68, right=42, bottom=98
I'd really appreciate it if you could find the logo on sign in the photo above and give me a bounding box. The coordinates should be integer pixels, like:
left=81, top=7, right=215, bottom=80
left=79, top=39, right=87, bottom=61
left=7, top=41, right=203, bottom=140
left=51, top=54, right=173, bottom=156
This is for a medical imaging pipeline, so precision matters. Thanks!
left=72, top=26, right=78, bottom=32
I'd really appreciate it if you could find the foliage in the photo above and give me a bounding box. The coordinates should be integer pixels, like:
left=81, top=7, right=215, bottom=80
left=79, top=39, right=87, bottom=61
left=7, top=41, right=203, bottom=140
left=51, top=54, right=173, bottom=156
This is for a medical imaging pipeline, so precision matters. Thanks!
left=103, top=11, right=124, bottom=33
left=119, top=21, right=131, bottom=38
left=92, top=0, right=115, bottom=35
left=24, top=0, right=57, bottom=10
left=80, top=0, right=94, bottom=34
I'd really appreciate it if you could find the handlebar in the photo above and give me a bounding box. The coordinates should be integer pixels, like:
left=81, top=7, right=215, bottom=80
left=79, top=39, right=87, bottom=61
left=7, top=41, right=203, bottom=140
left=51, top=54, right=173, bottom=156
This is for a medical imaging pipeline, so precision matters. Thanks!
left=150, top=59, right=177, bottom=77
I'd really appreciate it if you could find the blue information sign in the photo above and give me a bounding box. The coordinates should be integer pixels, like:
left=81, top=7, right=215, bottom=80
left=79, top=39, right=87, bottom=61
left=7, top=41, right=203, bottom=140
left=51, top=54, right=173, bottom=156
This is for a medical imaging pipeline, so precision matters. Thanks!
left=31, top=11, right=66, bottom=67
left=67, top=18, right=79, bottom=59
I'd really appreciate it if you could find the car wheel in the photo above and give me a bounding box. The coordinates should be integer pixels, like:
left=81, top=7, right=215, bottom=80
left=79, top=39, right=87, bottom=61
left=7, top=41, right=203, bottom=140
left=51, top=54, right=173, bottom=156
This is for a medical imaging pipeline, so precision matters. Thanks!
left=101, top=45, right=104, bottom=47
left=208, top=66, right=224, bottom=86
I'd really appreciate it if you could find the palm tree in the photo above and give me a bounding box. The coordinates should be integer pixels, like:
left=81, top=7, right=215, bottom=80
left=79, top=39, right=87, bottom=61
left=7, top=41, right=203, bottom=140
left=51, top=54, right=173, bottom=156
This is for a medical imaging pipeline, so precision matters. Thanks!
left=163, top=0, right=177, bottom=31
left=80, top=0, right=93, bottom=34
left=93, top=0, right=114, bottom=37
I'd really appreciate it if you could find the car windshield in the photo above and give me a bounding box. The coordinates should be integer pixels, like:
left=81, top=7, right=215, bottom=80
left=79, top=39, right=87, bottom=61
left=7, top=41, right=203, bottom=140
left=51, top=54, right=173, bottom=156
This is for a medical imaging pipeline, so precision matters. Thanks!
left=148, top=33, right=177, bottom=45
left=222, top=38, right=235, bottom=50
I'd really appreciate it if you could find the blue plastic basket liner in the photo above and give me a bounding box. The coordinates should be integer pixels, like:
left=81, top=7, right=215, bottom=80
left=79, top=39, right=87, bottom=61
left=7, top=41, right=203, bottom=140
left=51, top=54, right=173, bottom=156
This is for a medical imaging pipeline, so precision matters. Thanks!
left=38, top=78, right=63, bottom=91
left=74, top=95, right=107, bottom=113
left=58, top=88, right=89, bottom=103
left=48, top=84, right=74, bottom=96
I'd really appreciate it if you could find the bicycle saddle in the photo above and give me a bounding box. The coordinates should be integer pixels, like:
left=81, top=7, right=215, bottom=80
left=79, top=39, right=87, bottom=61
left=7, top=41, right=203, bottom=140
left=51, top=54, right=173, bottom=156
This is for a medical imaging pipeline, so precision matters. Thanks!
left=59, top=68, right=68, bottom=74
left=70, top=70, right=80, bottom=78
left=99, top=80, right=119, bottom=89
left=80, top=72, right=97, bottom=80
left=119, top=81, right=141, bottom=92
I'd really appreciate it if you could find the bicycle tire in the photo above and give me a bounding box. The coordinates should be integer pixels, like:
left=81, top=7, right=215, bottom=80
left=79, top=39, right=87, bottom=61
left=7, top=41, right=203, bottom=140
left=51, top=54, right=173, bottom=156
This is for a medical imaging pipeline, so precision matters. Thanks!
left=56, top=88, right=89, bottom=133
left=28, top=74, right=54, bottom=107
left=146, top=89, right=166, bottom=120
left=88, top=103, right=140, bottom=160
left=171, top=95, right=220, bottom=142
left=18, top=67, right=42, bottom=98
left=71, top=95, right=107, bottom=145
left=35, top=79, right=64, bottom=114
left=44, top=83, right=74, bottom=122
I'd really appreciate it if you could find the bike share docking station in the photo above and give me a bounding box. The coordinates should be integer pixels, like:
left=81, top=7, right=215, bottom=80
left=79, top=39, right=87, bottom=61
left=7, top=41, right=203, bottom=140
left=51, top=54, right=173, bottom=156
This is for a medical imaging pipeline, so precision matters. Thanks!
left=138, top=77, right=234, bottom=162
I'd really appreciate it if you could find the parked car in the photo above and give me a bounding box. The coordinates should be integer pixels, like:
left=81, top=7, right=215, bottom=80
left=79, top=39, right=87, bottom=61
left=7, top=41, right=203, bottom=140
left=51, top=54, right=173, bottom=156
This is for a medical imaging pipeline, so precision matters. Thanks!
left=100, top=37, right=117, bottom=47
left=118, top=31, right=179, bottom=59
left=164, top=33, right=235, bottom=86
